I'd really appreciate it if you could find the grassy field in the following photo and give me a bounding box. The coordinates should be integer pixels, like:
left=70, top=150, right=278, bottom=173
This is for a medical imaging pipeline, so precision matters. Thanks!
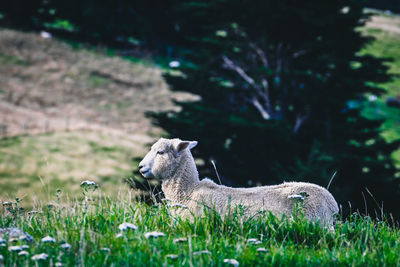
left=0, top=184, right=399, bottom=266
left=0, top=131, right=148, bottom=208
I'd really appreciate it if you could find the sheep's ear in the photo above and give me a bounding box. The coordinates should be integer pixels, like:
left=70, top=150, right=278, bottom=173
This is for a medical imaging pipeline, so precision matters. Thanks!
left=174, top=140, right=197, bottom=155
left=188, top=141, right=198, bottom=150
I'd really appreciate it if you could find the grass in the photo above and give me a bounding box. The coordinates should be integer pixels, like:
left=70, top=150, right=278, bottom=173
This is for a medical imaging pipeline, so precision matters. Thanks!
left=0, top=131, right=144, bottom=208
left=0, top=186, right=399, bottom=266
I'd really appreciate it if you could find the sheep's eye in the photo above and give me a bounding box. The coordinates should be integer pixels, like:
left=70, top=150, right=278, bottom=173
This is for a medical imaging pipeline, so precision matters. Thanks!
left=157, top=150, right=165, bottom=155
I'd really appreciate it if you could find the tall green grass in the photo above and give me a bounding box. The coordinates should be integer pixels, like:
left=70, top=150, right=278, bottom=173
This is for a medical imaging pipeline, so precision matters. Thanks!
left=0, top=185, right=399, bottom=266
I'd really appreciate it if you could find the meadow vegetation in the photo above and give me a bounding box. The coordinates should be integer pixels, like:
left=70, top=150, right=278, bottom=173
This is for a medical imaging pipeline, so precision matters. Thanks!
left=0, top=184, right=399, bottom=266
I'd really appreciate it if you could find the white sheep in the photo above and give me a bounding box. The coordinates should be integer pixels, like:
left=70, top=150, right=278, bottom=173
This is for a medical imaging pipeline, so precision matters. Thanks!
left=139, top=138, right=339, bottom=225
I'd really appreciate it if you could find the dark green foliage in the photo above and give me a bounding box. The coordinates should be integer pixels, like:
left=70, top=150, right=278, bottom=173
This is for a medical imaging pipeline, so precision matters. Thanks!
left=152, top=0, right=400, bottom=218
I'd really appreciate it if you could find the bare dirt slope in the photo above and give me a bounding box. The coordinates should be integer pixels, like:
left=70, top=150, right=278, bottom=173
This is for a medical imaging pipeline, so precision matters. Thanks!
left=0, top=28, right=191, bottom=140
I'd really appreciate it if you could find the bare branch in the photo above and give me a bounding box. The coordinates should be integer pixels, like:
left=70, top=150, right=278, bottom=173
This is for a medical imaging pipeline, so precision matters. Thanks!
left=293, top=113, right=309, bottom=134
left=222, top=55, right=259, bottom=89
left=249, top=42, right=269, bottom=68
left=251, top=97, right=271, bottom=120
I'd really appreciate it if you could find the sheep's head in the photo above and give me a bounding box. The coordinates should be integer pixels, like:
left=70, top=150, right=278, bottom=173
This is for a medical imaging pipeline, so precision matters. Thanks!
left=138, top=138, right=198, bottom=180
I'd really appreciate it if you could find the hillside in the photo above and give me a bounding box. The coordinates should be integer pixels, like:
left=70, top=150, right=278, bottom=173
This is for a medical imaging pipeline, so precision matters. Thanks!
left=0, top=28, right=193, bottom=205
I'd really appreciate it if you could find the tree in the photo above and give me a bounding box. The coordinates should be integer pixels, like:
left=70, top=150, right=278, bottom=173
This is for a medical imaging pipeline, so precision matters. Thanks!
left=152, top=0, right=400, bottom=218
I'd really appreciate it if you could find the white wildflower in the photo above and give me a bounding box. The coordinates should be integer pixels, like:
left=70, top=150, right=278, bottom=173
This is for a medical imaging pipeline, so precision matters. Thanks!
left=101, top=247, right=110, bottom=252
left=169, top=203, right=188, bottom=209
left=0, top=244, right=6, bottom=247
left=80, top=180, right=96, bottom=186
left=368, top=94, right=377, bottom=102
left=193, top=250, right=211, bottom=256
left=287, top=194, right=305, bottom=200
left=55, top=262, right=63, bottom=267
left=169, top=61, right=180, bottom=68
left=224, top=259, right=239, bottom=266
left=9, top=246, right=22, bottom=252
left=144, top=231, right=165, bottom=239
left=0, top=237, right=5, bottom=243
left=118, top=222, right=138, bottom=231
left=18, top=251, right=29, bottom=256
left=173, top=237, right=187, bottom=243
left=247, top=238, right=260, bottom=243
left=22, top=245, right=29, bottom=249
left=116, top=233, right=123, bottom=238
left=2, top=201, right=12, bottom=206
left=31, top=253, right=48, bottom=260
left=166, top=254, right=179, bottom=259
left=0, top=255, right=3, bottom=261
left=41, top=236, right=56, bottom=243
left=40, top=31, right=52, bottom=39
left=256, top=247, right=268, bottom=252
left=61, top=243, right=71, bottom=250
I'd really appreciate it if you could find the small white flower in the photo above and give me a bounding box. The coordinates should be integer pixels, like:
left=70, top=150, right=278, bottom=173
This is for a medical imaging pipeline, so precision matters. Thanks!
left=287, top=194, right=304, bottom=200
left=368, top=94, right=377, bottom=102
left=118, top=222, right=138, bottom=231
left=61, top=243, right=71, bottom=250
left=144, top=231, right=165, bottom=239
left=101, top=247, right=110, bottom=252
left=40, top=31, right=52, bottom=39
left=80, top=180, right=96, bottom=186
left=116, top=233, right=123, bottom=238
left=55, top=262, right=63, bottom=267
left=0, top=244, right=6, bottom=247
left=193, top=250, right=211, bottom=256
left=247, top=238, right=259, bottom=243
left=166, top=254, right=179, bottom=259
left=256, top=247, right=268, bottom=252
left=0, top=255, right=3, bottom=261
left=2, top=201, right=12, bottom=206
left=41, top=236, right=56, bottom=243
left=169, top=203, right=188, bottom=209
left=173, top=237, right=187, bottom=243
left=0, top=237, right=5, bottom=243
left=169, top=61, right=180, bottom=68
left=9, top=246, right=22, bottom=252
left=22, top=245, right=29, bottom=249
left=224, top=259, right=239, bottom=266
left=31, top=253, right=48, bottom=260
left=18, top=251, right=29, bottom=256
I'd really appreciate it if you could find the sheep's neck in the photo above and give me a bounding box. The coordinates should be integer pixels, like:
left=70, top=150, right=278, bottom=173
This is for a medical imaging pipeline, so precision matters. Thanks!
left=161, top=154, right=199, bottom=203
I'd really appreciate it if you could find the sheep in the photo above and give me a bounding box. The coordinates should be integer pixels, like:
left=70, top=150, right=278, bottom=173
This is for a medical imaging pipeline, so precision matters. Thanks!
left=138, top=138, right=339, bottom=226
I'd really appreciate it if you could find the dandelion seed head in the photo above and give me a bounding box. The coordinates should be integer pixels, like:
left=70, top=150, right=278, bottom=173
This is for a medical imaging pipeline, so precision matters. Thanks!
left=193, top=250, right=211, bottom=256
left=31, top=253, right=48, bottom=261
left=144, top=231, right=165, bottom=239
left=118, top=222, right=138, bottom=231
left=9, top=245, right=22, bottom=252
left=41, top=236, right=56, bottom=243
left=173, top=237, right=187, bottom=243
left=166, top=254, right=179, bottom=259
left=18, top=250, right=29, bottom=256
left=61, top=243, right=71, bottom=250
left=101, top=247, right=110, bottom=252
left=224, top=259, right=239, bottom=266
